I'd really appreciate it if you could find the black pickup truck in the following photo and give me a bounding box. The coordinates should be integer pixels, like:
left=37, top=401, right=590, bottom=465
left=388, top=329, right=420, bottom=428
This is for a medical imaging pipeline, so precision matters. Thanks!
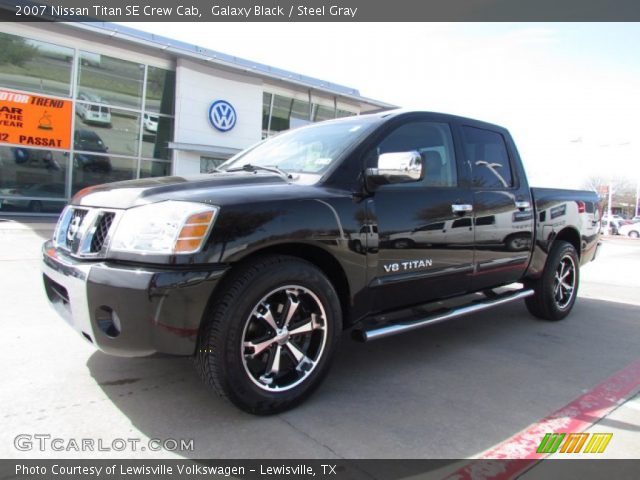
left=42, top=111, right=601, bottom=414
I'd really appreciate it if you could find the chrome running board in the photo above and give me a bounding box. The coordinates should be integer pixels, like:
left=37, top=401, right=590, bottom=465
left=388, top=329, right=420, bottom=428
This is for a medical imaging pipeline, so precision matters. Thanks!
left=353, top=288, right=534, bottom=342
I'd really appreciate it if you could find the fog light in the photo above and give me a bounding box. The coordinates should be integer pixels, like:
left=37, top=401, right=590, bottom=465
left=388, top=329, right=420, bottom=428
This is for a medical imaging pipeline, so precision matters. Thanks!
left=96, top=306, right=121, bottom=338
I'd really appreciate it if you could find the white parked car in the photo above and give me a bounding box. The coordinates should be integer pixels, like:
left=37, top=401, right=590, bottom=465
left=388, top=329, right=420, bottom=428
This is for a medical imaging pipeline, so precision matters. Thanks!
left=619, top=222, right=640, bottom=238
left=601, top=215, right=624, bottom=235
left=76, top=93, right=111, bottom=127
left=143, top=113, right=159, bottom=133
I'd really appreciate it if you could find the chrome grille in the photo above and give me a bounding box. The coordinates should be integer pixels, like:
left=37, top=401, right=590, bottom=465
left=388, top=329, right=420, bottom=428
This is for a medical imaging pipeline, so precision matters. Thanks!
left=90, top=212, right=115, bottom=253
left=55, top=206, right=120, bottom=258
left=65, top=208, right=88, bottom=250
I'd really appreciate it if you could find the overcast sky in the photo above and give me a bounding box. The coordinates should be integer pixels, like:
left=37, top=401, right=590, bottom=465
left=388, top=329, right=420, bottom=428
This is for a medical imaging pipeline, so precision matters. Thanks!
left=120, top=22, right=640, bottom=189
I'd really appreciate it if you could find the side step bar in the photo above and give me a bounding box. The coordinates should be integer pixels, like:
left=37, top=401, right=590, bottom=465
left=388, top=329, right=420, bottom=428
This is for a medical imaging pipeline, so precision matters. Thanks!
left=353, top=288, right=534, bottom=342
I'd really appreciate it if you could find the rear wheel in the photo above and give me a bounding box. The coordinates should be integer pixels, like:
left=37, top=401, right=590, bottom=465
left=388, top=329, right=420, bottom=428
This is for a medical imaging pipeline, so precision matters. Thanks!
left=525, top=241, right=579, bottom=321
left=195, top=255, right=342, bottom=414
left=629, top=230, right=639, bottom=239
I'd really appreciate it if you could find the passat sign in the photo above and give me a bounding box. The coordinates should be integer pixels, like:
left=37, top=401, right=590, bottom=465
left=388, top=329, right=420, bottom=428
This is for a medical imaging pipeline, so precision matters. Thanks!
left=208, top=100, right=237, bottom=132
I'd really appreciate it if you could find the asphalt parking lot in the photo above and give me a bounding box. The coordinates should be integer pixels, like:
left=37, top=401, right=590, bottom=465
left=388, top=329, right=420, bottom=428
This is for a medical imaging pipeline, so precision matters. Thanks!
left=1, top=219, right=639, bottom=460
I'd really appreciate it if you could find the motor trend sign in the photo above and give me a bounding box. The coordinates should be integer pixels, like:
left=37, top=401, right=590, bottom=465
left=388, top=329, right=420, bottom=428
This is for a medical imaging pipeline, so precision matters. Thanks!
left=0, top=89, right=72, bottom=149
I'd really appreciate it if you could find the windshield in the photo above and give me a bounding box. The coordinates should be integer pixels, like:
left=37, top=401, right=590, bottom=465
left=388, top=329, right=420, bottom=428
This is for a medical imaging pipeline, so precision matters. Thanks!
left=220, top=116, right=380, bottom=178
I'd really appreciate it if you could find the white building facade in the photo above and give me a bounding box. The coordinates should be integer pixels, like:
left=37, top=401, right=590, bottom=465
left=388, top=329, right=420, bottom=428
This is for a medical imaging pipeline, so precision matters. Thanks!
left=0, top=22, right=392, bottom=214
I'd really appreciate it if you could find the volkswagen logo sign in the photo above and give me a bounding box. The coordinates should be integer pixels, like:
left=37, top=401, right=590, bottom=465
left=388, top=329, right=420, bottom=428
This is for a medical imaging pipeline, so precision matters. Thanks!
left=208, top=100, right=237, bottom=132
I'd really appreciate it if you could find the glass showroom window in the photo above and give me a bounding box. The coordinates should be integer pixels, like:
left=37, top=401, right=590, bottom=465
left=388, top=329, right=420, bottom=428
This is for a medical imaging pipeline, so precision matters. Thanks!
left=313, top=105, right=335, bottom=122
left=262, top=92, right=359, bottom=137
left=0, top=33, right=73, bottom=97
left=72, top=153, right=137, bottom=195
left=74, top=104, right=141, bottom=156
left=141, top=115, right=173, bottom=160
left=269, top=94, right=311, bottom=132
left=337, top=108, right=356, bottom=118
left=145, top=66, right=175, bottom=116
left=0, top=145, right=68, bottom=214
left=73, top=56, right=175, bottom=193
left=77, top=51, right=144, bottom=110
left=140, top=159, right=171, bottom=178
left=262, top=92, right=273, bottom=138
left=141, top=66, right=175, bottom=166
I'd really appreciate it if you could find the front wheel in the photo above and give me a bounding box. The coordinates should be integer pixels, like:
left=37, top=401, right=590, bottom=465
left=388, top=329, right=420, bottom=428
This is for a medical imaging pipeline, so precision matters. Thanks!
left=525, top=241, right=580, bottom=321
left=628, top=230, right=639, bottom=239
left=195, top=255, right=342, bottom=414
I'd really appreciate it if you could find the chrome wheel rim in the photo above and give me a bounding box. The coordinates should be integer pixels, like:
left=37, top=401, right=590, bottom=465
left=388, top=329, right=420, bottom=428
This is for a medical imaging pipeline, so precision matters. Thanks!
left=553, top=255, right=576, bottom=309
left=241, top=285, right=328, bottom=392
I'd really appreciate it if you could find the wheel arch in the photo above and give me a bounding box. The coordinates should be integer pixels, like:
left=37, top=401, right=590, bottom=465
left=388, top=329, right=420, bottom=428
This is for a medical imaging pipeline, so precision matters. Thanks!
left=216, top=242, right=352, bottom=328
left=552, top=227, right=581, bottom=259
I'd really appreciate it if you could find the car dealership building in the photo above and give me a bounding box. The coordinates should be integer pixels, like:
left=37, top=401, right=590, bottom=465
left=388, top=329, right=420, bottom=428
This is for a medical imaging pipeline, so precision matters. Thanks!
left=0, top=22, right=392, bottom=214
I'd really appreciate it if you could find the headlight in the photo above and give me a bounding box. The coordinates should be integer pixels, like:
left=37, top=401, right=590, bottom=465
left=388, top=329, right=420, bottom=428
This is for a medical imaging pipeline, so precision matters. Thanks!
left=109, top=201, right=218, bottom=255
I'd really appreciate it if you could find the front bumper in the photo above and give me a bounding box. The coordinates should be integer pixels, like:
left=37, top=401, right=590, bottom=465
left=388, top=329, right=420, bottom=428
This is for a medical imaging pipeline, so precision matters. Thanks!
left=41, top=241, right=227, bottom=357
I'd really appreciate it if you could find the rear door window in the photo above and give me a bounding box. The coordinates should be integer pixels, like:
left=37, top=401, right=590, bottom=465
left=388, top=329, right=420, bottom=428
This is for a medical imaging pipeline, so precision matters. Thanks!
left=462, top=126, right=514, bottom=189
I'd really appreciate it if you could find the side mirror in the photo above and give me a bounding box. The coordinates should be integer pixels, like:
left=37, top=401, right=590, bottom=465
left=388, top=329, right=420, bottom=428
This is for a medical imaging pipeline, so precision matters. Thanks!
left=365, top=151, right=424, bottom=189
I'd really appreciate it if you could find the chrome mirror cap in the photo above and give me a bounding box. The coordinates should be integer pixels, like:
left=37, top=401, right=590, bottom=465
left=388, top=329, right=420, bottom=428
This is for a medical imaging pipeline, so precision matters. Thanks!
left=365, top=150, right=424, bottom=188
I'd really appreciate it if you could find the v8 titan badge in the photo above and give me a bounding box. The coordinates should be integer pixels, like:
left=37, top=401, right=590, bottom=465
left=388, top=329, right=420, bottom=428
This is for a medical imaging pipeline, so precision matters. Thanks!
left=0, top=89, right=72, bottom=149
left=208, top=99, right=237, bottom=132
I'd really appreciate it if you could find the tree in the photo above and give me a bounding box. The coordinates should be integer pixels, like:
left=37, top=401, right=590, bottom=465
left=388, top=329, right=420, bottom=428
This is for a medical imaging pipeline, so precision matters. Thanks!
left=0, top=33, right=37, bottom=67
left=583, top=175, right=637, bottom=216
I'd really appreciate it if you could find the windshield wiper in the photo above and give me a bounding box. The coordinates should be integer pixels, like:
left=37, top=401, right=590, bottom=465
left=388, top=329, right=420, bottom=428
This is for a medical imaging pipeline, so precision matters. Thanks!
left=224, top=163, right=292, bottom=181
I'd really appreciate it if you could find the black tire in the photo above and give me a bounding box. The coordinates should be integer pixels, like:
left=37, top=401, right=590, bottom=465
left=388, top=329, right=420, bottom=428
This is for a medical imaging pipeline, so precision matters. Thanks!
left=194, top=255, right=342, bottom=415
left=629, top=230, right=639, bottom=239
left=506, top=234, right=529, bottom=252
left=525, top=241, right=579, bottom=321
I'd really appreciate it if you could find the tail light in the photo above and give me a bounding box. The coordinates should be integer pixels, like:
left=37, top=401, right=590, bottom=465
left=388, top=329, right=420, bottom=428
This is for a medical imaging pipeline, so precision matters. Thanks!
left=576, top=201, right=586, bottom=213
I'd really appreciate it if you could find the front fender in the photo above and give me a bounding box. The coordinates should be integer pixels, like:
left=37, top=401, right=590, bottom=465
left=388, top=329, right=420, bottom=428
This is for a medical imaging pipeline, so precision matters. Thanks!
left=203, top=198, right=369, bottom=316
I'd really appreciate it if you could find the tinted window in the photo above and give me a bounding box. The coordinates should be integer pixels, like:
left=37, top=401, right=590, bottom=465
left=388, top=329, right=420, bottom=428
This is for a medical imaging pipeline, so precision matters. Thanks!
left=370, top=121, right=457, bottom=187
left=463, top=126, right=514, bottom=189
left=417, top=222, right=446, bottom=231
left=584, top=201, right=595, bottom=213
left=475, top=215, right=495, bottom=226
left=452, top=218, right=472, bottom=228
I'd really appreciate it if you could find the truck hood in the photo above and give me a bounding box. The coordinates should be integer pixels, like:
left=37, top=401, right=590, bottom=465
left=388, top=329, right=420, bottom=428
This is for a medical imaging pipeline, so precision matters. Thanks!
left=72, top=172, right=291, bottom=209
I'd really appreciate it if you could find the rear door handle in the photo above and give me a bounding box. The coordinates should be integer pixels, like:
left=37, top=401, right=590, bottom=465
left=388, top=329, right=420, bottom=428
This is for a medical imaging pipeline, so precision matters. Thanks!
left=452, top=204, right=473, bottom=214
left=515, top=201, right=531, bottom=210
